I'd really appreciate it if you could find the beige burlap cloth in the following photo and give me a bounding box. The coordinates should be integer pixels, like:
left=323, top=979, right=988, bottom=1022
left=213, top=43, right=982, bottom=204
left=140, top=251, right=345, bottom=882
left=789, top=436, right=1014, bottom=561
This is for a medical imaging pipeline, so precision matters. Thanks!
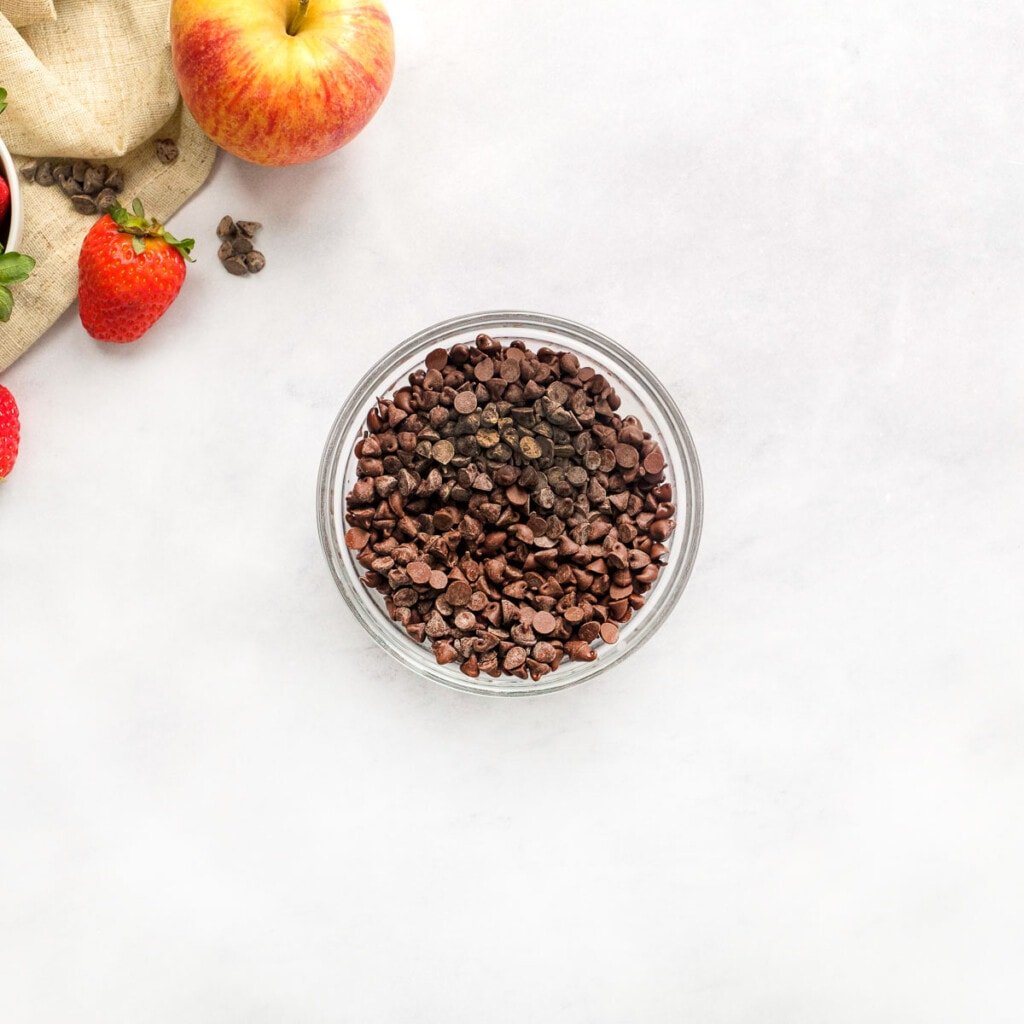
left=0, top=0, right=216, bottom=370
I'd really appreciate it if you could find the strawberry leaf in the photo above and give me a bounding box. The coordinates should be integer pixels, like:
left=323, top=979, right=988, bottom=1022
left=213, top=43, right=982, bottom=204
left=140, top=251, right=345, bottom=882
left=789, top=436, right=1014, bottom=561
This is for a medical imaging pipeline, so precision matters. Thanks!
left=162, top=231, right=196, bottom=263
left=0, top=87, right=7, bottom=116
left=132, top=236, right=145, bottom=255
left=0, top=286, right=12, bottom=323
left=0, top=252, right=36, bottom=285
left=107, top=197, right=196, bottom=262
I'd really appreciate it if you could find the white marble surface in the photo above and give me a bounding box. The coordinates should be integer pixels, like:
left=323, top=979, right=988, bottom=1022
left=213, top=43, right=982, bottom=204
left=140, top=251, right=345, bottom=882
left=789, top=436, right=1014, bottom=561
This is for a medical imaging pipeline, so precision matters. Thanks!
left=1, top=1, right=1022, bottom=1020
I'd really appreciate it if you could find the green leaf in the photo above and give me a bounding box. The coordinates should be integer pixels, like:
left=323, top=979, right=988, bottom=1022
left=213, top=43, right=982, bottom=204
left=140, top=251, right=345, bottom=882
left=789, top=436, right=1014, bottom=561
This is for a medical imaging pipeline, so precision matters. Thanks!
left=163, top=231, right=196, bottom=262
left=132, top=197, right=144, bottom=218
left=0, top=251, right=36, bottom=285
left=0, top=285, right=12, bottom=323
left=0, top=87, right=7, bottom=116
left=132, top=236, right=145, bottom=255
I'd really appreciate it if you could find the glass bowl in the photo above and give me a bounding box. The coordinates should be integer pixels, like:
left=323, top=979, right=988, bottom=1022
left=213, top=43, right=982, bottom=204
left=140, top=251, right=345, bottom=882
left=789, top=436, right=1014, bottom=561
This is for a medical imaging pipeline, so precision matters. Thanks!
left=317, top=311, right=703, bottom=696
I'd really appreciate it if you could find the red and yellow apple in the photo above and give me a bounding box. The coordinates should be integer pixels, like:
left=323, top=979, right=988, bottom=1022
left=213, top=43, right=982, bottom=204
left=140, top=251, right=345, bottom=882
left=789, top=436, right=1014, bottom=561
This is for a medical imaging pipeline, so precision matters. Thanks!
left=170, top=0, right=395, bottom=166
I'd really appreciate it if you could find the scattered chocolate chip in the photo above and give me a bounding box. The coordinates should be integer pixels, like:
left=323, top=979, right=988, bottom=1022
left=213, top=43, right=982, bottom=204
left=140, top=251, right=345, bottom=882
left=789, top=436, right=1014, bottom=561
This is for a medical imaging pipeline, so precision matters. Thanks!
left=217, top=240, right=234, bottom=262
left=244, top=251, right=266, bottom=273
left=104, top=168, right=124, bottom=193
left=35, top=160, right=54, bottom=186
left=155, top=138, right=179, bottom=164
left=71, top=194, right=97, bottom=214
left=231, top=235, right=254, bottom=255
left=217, top=215, right=236, bottom=239
left=81, top=166, right=105, bottom=195
left=19, top=160, right=38, bottom=181
left=95, top=188, right=118, bottom=213
left=236, top=220, right=261, bottom=238
left=222, top=255, right=248, bottom=276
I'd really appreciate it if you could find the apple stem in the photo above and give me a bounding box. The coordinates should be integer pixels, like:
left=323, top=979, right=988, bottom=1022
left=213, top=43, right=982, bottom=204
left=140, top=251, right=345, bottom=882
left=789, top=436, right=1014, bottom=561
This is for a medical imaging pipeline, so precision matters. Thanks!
left=287, top=0, right=310, bottom=35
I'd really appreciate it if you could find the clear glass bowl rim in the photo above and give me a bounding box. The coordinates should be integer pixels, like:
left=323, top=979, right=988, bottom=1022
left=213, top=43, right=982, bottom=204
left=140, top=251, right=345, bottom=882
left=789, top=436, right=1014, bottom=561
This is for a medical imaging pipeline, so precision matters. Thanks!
left=317, top=310, right=704, bottom=696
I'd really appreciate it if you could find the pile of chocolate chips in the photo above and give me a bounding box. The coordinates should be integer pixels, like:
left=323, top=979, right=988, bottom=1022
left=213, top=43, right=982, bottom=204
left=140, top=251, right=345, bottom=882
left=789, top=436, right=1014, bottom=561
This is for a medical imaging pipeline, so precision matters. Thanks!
left=20, top=157, right=125, bottom=215
left=216, top=216, right=265, bottom=276
left=344, top=335, right=675, bottom=682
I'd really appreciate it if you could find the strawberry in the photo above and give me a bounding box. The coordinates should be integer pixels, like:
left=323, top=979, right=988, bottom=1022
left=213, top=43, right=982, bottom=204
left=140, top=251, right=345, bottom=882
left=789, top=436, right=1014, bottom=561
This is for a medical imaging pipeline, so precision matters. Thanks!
left=0, top=88, right=10, bottom=222
left=0, top=384, right=19, bottom=480
left=78, top=198, right=194, bottom=343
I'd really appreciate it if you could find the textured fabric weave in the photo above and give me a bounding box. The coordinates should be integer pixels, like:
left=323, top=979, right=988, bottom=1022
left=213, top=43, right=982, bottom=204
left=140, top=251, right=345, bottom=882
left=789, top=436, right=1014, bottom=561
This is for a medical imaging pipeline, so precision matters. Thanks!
left=0, top=0, right=216, bottom=370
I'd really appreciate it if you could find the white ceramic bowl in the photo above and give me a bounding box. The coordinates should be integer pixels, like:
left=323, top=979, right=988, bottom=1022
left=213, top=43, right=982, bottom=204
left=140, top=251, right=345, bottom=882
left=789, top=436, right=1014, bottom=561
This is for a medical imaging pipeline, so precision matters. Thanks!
left=0, top=136, right=24, bottom=252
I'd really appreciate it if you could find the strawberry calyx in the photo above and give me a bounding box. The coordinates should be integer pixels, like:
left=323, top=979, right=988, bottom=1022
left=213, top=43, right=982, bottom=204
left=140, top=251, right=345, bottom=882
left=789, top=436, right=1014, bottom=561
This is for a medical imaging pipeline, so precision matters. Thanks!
left=0, top=242, right=36, bottom=324
left=109, top=198, right=195, bottom=263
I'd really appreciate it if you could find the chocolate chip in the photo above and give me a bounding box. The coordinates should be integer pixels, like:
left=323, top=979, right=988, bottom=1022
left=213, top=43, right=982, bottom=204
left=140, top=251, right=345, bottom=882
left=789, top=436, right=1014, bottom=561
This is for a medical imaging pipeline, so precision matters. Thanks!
left=244, top=251, right=266, bottom=274
left=532, top=611, right=557, bottom=635
left=217, top=215, right=236, bottom=239
left=95, top=188, right=118, bottom=213
left=236, top=220, right=261, bottom=238
left=81, top=166, right=105, bottom=195
left=223, top=255, right=248, bottom=276
left=407, top=561, right=432, bottom=585
left=71, top=194, right=97, bottom=214
left=431, top=439, right=455, bottom=465
left=345, top=527, right=370, bottom=550
left=155, top=138, right=179, bottom=164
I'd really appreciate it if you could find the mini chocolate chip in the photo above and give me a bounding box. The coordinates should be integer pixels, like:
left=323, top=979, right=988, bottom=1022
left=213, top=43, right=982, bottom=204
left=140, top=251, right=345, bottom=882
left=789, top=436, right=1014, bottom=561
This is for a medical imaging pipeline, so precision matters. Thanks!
left=82, top=166, right=105, bottom=195
left=155, top=138, right=179, bottom=164
left=223, top=255, right=248, bottom=276
left=452, top=390, right=477, bottom=414
left=431, top=440, right=455, bottom=464
left=244, top=251, right=266, bottom=274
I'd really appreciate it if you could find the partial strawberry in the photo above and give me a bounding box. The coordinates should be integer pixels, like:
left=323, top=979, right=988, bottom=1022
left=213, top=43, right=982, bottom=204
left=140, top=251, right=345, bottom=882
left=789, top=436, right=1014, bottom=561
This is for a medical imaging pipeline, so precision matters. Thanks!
left=78, top=198, right=194, bottom=343
left=0, top=383, right=19, bottom=480
left=0, top=243, right=35, bottom=323
left=0, top=174, right=9, bottom=223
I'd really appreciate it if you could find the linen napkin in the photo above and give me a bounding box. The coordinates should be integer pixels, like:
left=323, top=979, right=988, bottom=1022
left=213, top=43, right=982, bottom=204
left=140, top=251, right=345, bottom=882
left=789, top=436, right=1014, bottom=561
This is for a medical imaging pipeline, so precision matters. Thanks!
left=0, top=0, right=216, bottom=370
